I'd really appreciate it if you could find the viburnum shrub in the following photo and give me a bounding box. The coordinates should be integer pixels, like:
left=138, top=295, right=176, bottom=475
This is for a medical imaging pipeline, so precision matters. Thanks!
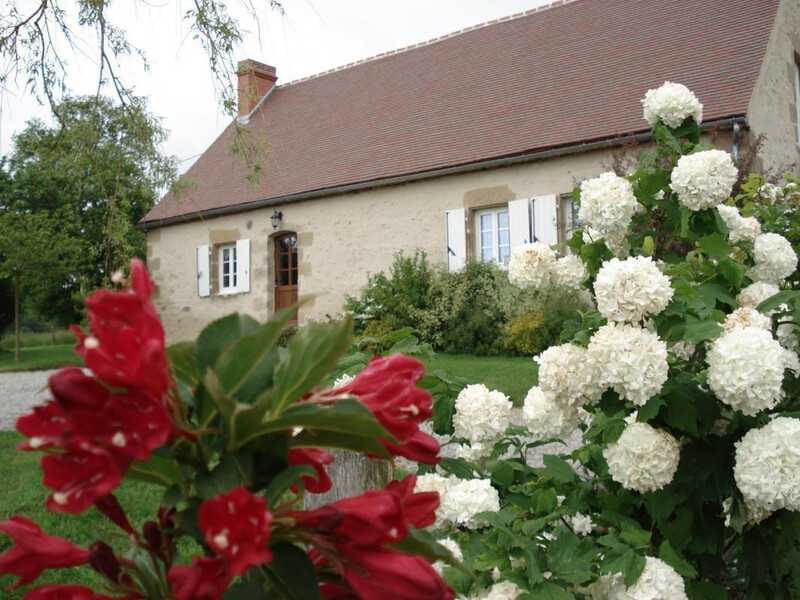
left=2, top=259, right=461, bottom=599
left=417, top=83, right=800, bottom=599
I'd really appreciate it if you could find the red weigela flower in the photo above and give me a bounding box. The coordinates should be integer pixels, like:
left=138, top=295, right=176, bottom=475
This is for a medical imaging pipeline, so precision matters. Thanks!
left=340, top=546, right=455, bottom=600
left=338, top=355, right=433, bottom=442
left=16, top=402, right=70, bottom=450
left=288, top=448, right=334, bottom=494
left=72, top=258, right=170, bottom=397
left=290, top=489, right=407, bottom=547
left=387, top=475, right=439, bottom=529
left=382, top=429, right=441, bottom=465
left=198, top=487, right=273, bottom=575
left=0, top=516, right=89, bottom=590
left=41, top=444, right=127, bottom=514
left=168, top=557, right=232, bottom=600
left=23, top=585, right=124, bottom=600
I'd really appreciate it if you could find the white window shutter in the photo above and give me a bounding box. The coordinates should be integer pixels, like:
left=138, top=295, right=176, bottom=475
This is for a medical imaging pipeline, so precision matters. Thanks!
left=197, top=245, right=211, bottom=297
left=507, top=198, right=531, bottom=250
left=532, top=195, right=559, bottom=247
left=236, top=238, right=251, bottom=293
left=445, top=208, right=467, bottom=272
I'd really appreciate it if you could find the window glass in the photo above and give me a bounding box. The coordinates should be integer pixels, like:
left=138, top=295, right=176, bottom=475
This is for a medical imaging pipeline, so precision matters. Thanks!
left=497, top=210, right=510, bottom=263
left=219, top=245, right=237, bottom=291
left=276, top=233, right=298, bottom=287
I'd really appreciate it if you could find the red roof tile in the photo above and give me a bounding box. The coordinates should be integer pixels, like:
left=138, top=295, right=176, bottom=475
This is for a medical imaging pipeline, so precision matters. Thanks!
left=143, top=0, right=780, bottom=225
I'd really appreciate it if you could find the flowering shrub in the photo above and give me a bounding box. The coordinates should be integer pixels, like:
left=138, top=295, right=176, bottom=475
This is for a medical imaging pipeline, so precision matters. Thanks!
left=1, top=259, right=459, bottom=599
left=413, top=82, right=800, bottom=599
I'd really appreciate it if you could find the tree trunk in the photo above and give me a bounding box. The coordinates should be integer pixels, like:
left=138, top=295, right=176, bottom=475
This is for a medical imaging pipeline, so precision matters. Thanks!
left=13, top=273, right=20, bottom=363
left=304, top=451, right=391, bottom=510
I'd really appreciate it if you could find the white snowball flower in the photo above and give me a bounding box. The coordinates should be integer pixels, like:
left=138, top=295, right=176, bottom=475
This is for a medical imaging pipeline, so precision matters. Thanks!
left=478, top=581, right=524, bottom=600
left=522, top=386, right=580, bottom=442
left=642, top=81, right=703, bottom=128
left=594, top=257, right=674, bottom=323
left=440, top=478, right=501, bottom=529
left=737, top=281, right=780, bottom=310
left=668, top=340, right=696, bottom=361
left=707, top=327, right=793, bottom=416
left=508, top=242, right=556, bottom=290
left=433, top=538, right=463, bottom=575
left=455, top=441, right=494, bottom=463
left=604, top=422, right=680, bottom=493
left=579, top=173, right=638, bottom=240
left=583, top=226, right=630, bottom=259
left=535, top=343, right=603, bottom=407
left=415, top=473, right=456, bottom=529
left=623, top=556, right=688, bottom=600
left=757, top=183, right=780, bottom=205
left=453, top=384, right=512, bottom=444
left=588, top=323, right=669, bottom=406
left=717, top=204, right=761, bottom=243
left=570, top=513, right=595, bottom=537
left=749, top=233, right=798, bottom=283
left=552, top=254, right=589, bottom=291
left=670, top=150, right=738, bottom=211
left=777, top=322, right=799, bottom=352
left=734, top=417, right=800, bottom=515
left=722, top=307, right=772, bottom=333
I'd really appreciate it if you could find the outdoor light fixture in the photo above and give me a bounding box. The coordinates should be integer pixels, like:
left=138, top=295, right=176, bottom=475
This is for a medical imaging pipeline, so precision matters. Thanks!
left=270, top=210, right=283, bottom=229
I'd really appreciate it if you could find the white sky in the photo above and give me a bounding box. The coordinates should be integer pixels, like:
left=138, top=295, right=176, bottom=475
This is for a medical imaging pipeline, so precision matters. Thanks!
left=0, top=0, right=553, bottom=171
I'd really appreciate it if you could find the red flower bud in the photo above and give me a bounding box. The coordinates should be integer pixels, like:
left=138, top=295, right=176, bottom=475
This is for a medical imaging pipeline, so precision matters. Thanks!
left=142, top=521, right=163, bottom=552
left=94, top=494, right=135, bottom=535
left=88, top=541, right=121, bottom=583
left=197, top=487, right=273, bottom=576
left=0, top=516, right=89, bottom=590
left=386, top=475, right=440, bottom=529
left=168, top=557, right=232, bottom=600
left=382, top=429, right=441, bottom=465
left=288, top=448, right=334, bottom=494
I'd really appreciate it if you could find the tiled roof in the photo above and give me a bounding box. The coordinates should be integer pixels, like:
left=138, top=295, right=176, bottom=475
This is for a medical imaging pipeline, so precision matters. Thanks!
left=143, top=0, right=780, bottom=225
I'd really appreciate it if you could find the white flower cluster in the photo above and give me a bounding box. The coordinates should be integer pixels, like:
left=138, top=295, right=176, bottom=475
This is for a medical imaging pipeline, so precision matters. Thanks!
left=757, top=183, right=781, bottom=205
left=570, top=513, right=595, bottom=537
left=468, top=581, right=524, bottom=600
left=668, top=340, right=696, bottom=361
left=455, top=441, right=493, bottom=463
left=717, top=204, right=761, bottom=244
left=603, top=421, right=680, bottom=493
left=777, top=322, right=799, bottom=353
left=722, top=307, right=772, bottom=333
left=594, top=257, right=674, bottom=322
left=707, top=327, right=791, bottom=416
left=579, top=173, right=638, bottom=247
left=737, top=281, right=779, bottom=310
left=583, top=226, right=629, bottom=259
left=552, top=254, right=589, bottom=291
left=507, top=242, right=556, bottom=290
left=589, top=556, right=688, bottom=600
left=670, top=150, right=738, bottom=211
left=642, top=81, right=703, bottom=128
left=734, top=417, right=800, bottom=516
left=433, top=538, right=463, bottom=575
left=522, top=386, right=580, bottom=442
left=749, top=233, right=798, bottom=283
left=453, top=384, right=512, bottom=445
left=415, top=474, right=501, bottom=530
left=588, top=323, right=669, bottom=406
left=536, top=343, right=603, bottom=407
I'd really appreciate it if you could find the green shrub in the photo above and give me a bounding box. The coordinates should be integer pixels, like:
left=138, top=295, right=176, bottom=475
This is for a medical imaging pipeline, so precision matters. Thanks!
left=502, top=311, right=546, bottom=355
left=0, top=329, right=76, bottom=351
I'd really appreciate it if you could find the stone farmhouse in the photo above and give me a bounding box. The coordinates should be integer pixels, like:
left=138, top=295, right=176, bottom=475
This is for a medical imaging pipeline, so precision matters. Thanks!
left=141, top=0, right=800, bottom=342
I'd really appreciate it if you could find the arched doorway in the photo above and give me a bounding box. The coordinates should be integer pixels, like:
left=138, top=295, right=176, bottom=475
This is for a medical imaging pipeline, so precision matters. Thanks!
left=274, top=232, right=298, bottom=324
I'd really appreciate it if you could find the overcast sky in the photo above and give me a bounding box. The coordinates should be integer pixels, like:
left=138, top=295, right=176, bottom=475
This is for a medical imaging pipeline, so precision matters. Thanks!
left=1, top=0, right=553, bottom=171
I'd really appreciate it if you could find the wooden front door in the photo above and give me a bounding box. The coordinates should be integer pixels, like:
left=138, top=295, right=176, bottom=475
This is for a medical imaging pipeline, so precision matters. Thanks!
left=274, top=233, right=298, bottom=324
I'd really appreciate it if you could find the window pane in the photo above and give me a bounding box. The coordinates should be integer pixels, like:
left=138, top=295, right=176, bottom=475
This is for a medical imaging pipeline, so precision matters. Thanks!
left=481, top=214, right=492, bottom=232
left=498, top=245, right=510, bottom=264
left=290, top=267, right=298, bottom=285
left=498, top=228, right=510, bottom=247
left=482, top=247, right=493, bottom=262
left=497, top=211, right=509, bottom=229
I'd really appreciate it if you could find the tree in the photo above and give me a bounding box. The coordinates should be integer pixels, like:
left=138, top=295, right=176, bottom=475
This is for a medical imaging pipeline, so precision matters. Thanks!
left=5, top=95, right=177, bottom=325
left=0, top=210, right=79, bottom=361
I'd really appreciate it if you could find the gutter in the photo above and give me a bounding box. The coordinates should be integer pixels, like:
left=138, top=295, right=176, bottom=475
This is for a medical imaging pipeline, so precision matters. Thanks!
left=142, top=116, right=747, bottom=231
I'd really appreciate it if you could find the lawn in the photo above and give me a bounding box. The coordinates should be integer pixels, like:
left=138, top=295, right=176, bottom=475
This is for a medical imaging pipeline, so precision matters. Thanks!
left=422, top=353, right=537, bottom=404
left=0, top=344, right=81, bottom=372
left=0, top=432, right=167, bottom=597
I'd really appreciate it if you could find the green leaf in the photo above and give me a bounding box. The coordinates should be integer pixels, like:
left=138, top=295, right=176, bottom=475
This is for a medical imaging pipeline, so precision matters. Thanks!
left=672, top=118, right=700, bottom=143
left=291, top=430, right=390, bottom=458
left=697, top=283, right=736, bottom=308
left=271, top=317, right=353, bottom=415
left=717, top=259, right=747, bottom=288
left=533, top=455, right=575, bottom=483
left=196, top=314, right=260, bottom=375
left=201, top=369, right=238, bottom=422
left=686, top=581, right=728, bottom=600
left=602, top=548, right=646, bottom=587
left=213, top=308, right=298, bottom=402
left=757, top=290, right=798, bottom=313
left=439, top=457, right=476, bottom=480
left=167, top=342, right=199, bottom=387
left=620, top=521, right=651, bottom=549
left=681, top=317, right=723, bottom=343
left=643, top=236, right=655, bottom=256
left=264, top=465, right=316, bottom=504
left=699, top=232, right=731, bottom=259
left=637, top=395, right=665, bottom=422
left=127, top=453, right=184, bottom=487
left=194, top=453, right=253, bottom=500
left=263, top=543, right=321, bottom=600
left=432, top=394, right=456, bottom=436
left=659, top=540, right=698, bottom=578
left=525, top=582, right=576, bottom=599
left=547, top=530, right=597, bottom=584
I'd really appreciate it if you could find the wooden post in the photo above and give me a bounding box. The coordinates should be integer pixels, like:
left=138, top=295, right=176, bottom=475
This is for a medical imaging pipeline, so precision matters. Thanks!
left=304, top=450, right=391, bottom=509
left=13, top=272, right=20, bottom=363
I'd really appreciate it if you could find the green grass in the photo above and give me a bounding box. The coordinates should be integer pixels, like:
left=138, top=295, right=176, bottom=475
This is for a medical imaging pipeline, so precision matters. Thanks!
left=0, top=432, right=166, bottom=597
left=0, top=345, right=82, bottom=372
left=422, top=353, right=537, bottom=404
left=0, top=330, right=76, bottom=351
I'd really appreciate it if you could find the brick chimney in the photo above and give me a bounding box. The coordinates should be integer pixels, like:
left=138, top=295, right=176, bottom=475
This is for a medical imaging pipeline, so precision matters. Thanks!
left=237, top=59, right=277, bottom=117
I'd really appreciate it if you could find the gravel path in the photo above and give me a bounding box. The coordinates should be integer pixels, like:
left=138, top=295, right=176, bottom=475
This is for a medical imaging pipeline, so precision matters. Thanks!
left=0, top=370, right=55, bottom=430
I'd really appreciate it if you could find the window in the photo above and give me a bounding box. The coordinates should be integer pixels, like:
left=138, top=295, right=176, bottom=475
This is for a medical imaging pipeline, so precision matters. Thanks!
left=219, top=244, right=238, bottom=292
left=474, top=208, right=510, bottom=264
left=557, top=195, right=581, bottom=243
